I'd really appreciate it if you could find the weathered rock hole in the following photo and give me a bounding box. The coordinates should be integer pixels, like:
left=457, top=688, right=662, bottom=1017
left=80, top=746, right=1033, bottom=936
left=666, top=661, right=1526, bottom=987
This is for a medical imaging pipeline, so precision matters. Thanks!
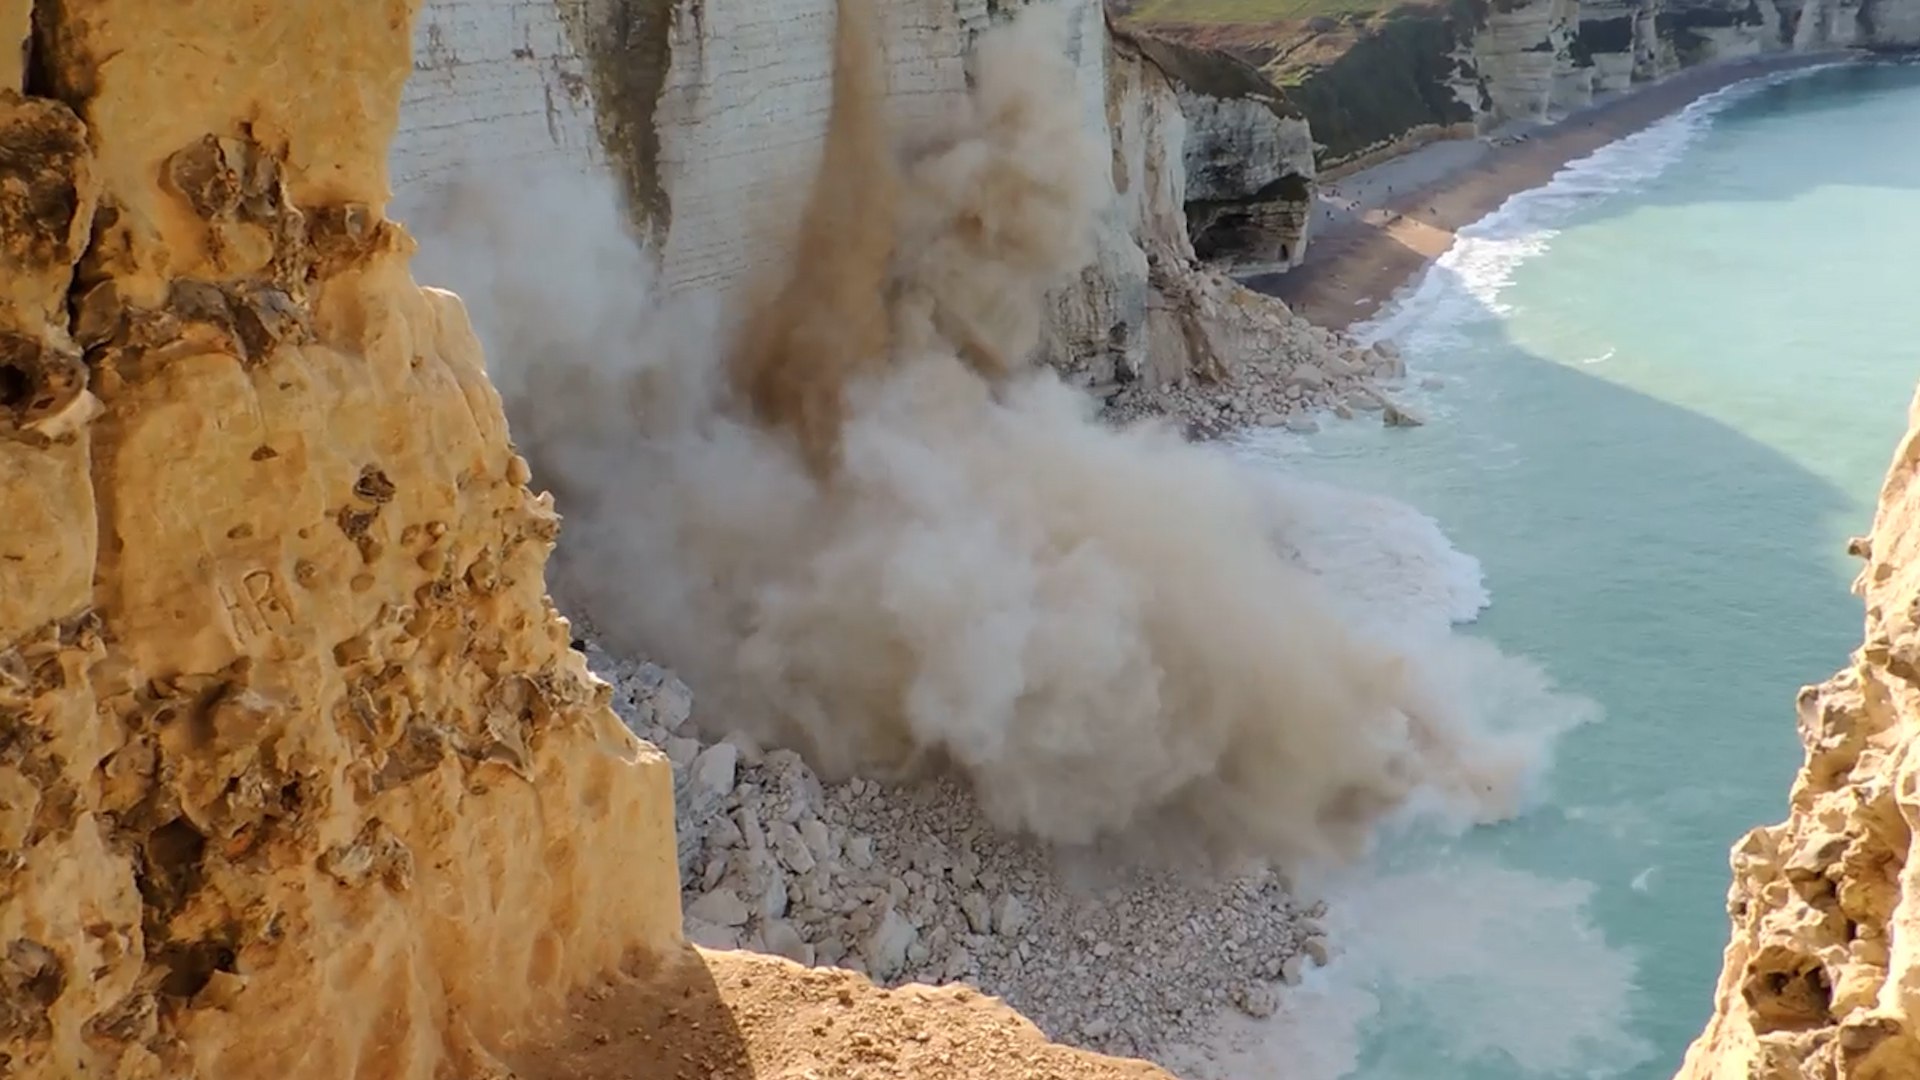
left=156, top=939, right=238, bottom=999
left=354, top=465, right=396, bottom=503
left=0, top=364, right=30, bottom=409
left=1744, top=944, right=1834, bottom=1033
left=5, top=939, right=65, bottom=1008
left=136, top=817, right=209, bottom=917
left=0, top=939, right=65, bottom=1041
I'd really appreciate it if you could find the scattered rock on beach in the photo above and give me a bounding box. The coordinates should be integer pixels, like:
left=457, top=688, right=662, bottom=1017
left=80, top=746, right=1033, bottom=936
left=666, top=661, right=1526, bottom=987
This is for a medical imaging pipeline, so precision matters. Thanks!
left=1382, top=401, right=1424, bottom=428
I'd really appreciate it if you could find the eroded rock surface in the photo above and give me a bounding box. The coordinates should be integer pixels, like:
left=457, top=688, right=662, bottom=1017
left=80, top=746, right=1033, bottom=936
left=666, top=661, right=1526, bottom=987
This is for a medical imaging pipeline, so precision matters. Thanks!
left=0, top=3, right=680, bottom=1076
left=1676, top=388, right=1920, bottom=1079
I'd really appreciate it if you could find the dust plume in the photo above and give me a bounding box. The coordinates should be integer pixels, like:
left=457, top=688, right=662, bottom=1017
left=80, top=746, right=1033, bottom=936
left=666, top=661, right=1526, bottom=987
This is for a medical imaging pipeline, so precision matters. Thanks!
left=726, top=0, right=897, bottom=477
left=405, top=0, right=1556, bottom=868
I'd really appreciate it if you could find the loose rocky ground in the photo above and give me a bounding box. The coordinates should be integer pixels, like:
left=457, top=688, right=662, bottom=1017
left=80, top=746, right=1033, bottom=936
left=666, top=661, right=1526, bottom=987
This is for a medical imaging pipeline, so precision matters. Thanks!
left=581, top=644, right=1335, bottom=1064
left=1098, top=271, right=1423, bottom=438
left=563, top=295, right=1386, bottom=1065
left=508, top=948, right=1175, bottom=1080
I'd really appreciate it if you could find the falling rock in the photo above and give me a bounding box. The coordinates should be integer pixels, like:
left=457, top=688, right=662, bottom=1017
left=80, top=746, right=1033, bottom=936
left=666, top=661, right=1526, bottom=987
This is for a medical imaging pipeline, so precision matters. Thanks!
left=702, top=814, right=745, bottom=850
left=664, top=736, right=702, bottom=768
left=1303, top=936, right=1333, bottom=967
left=1287, top=363, right=1329, bottom=389
left=1382, top=402, right=1425, bottom=428
left=1280, top=953, right=1308, bottom=986
left=686, top=887, right=752, bottom=928
left=866, top=907, right=918, bottom=980
left=799, top=817, right=834, bottom=861
left=1285, top=417, right=1320, bottom=435
left=944, top=947, right=974, bottom=982
left=770, top=820, right=817, bottom=875
left=991, top=894, right=1029, bottom=937
left=962, top=892, right=994, bottom=935
left=690, top=743, right=739, bottom=805
left=684, top=918, right=744, bottom=952
left=760, top=919, right=813, bottom=966
left=1371, top=344, right=1407, bottom=378
left=1233, top=983, right=1280, bottom=1019
left=721, top=729, right=764, bottom=766
left=1257, top=412, right=1284, bottom=427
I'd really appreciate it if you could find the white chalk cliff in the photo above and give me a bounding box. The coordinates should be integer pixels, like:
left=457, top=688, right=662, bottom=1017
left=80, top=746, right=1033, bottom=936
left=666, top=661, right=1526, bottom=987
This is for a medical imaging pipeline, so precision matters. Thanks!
left=1473, top=0, right=1920, bottom=124
left=391, top=0, right=1320, bottom=394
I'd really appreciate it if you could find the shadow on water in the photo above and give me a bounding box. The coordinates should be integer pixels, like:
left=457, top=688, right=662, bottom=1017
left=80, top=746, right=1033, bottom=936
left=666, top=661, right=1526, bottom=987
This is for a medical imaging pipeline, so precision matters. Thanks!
left=1254, top=250, right=1878, bottom=1078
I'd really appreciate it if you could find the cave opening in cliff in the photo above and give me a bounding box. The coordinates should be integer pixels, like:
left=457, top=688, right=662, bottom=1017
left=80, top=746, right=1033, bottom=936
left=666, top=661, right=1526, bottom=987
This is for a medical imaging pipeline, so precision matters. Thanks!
left=1187, top=171, right=1313, bottom=271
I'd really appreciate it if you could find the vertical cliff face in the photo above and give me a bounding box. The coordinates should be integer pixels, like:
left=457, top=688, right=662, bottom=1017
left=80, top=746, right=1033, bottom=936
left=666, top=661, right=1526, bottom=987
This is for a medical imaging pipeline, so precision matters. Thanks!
left=1116, top=28, right=1317, bottom=275
left=390, top=0, right=1315, bottom=393
left=0, top=2, right=681, bottom=1076
left=1459, top=0, right=1920, bottom=117
left=1675, top=391, right=1920, bottom=1080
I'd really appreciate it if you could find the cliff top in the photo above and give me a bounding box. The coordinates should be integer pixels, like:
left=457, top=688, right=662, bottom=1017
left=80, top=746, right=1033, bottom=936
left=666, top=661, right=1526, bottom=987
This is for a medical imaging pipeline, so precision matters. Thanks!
left=1112, top=20, right=1305, bottom=115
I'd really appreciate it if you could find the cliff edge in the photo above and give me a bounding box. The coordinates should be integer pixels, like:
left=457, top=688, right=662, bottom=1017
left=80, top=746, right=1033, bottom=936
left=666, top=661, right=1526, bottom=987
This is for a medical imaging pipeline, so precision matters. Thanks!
left=1676, top=387, right=1920, bottom=1079
left=0, top=0, right=681, bottom=1073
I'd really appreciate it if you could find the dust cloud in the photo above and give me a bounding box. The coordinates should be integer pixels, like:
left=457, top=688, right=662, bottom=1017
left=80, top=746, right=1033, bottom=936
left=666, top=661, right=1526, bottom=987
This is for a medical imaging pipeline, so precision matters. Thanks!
left=403, top=0, right=1553, bottom=869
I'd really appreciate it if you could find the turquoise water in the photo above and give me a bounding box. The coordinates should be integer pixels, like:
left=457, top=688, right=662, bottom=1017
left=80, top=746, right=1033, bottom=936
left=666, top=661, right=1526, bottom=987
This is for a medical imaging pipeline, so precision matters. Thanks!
left=1240, top=59, right=1920, bottom=1080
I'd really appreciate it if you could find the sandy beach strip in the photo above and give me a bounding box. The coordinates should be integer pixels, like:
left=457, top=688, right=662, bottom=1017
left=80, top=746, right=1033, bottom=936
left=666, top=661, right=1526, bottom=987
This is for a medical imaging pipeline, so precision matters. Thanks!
left=1248, top=52, right=1854, bottom=330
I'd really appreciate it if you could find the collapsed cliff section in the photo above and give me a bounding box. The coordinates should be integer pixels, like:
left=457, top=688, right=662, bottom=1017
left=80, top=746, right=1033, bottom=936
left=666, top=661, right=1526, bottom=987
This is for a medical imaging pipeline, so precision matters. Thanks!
left=1673, top=392, right=1920, bottom=1080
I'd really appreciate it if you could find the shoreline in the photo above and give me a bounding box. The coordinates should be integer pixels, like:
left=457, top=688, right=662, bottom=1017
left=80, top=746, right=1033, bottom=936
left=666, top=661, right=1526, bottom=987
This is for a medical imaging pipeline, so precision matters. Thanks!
left=1247, top=51, right=1854, bottom=330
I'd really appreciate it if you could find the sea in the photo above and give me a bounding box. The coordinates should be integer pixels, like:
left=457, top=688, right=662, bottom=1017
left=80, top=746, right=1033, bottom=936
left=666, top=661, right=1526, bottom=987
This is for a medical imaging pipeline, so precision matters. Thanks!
left=1227, top=57, right=1920, bottom=1080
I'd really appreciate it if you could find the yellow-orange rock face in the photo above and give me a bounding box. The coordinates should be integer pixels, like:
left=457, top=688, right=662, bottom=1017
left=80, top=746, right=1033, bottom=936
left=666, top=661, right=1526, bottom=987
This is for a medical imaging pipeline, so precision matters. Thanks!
left=0, top=4, right=679, bottom=1077
left=1678, top=389, right=1920, bottom=1080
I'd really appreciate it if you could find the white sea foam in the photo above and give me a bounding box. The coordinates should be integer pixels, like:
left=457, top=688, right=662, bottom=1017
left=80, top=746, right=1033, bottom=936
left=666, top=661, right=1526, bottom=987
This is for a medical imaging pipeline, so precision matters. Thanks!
left=1176, top=440, right=1615, bottom=1080
left=1354, top=61, right=1853, bottom=353
left=1179, top=851, right=1653, bottom=1080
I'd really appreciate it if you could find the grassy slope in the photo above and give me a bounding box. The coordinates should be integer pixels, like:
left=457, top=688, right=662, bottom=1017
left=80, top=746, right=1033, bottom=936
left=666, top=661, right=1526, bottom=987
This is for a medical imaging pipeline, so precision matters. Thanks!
left=1119, top=0, right=1477, bottom=166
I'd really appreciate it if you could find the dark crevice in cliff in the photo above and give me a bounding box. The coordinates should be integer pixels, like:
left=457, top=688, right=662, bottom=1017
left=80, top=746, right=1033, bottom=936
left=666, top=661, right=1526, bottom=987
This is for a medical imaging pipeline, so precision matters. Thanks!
left=1188, top=172, right=1312, bottom=270
left=557, top=0, right=676, bottom=249
left=22, top=2, right=57, bottom=102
